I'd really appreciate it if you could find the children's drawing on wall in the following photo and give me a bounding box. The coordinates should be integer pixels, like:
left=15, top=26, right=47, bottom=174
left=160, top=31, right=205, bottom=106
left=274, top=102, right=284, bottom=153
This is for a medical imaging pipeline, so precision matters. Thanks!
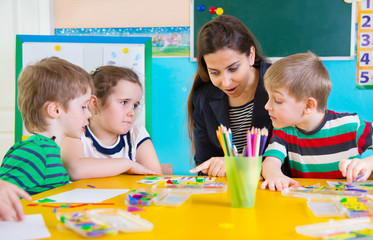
left=55, top=27, right=190, bottom=57
left=153, top=32, right=182, bottom=54
left=103, top=45, right=145, bottom=78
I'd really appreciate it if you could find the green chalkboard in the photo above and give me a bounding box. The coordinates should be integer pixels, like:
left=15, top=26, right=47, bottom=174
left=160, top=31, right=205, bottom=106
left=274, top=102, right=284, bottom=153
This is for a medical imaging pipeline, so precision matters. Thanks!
left=191, top=0, right=354, bottom=60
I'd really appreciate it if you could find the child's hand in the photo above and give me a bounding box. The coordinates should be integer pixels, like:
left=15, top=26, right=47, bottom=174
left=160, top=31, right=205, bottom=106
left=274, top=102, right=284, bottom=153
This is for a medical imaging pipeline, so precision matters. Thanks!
left=260, top=174, right=299, bottom=191
left=127, top=162, right=159, bottom=175
left=189, top=157, right=226, bottom=177
left=260, top=156, right=298, bottom=191
left=0, top=180, right=31, bottom=221
left=339, top=158, right=372, bottom=184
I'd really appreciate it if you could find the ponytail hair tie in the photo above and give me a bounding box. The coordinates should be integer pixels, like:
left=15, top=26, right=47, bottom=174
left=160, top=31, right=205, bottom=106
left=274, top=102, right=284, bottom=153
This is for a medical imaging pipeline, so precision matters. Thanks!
left=90, top=68, right=100, bottom=77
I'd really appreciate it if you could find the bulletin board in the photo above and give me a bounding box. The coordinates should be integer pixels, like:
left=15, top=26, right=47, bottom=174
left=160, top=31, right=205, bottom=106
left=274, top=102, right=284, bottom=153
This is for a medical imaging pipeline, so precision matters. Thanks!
left=15, top=35, right=152, bottom=142
left=357, top=0, right=373, bottom=89
left=190, top=0, right=355, bottom=61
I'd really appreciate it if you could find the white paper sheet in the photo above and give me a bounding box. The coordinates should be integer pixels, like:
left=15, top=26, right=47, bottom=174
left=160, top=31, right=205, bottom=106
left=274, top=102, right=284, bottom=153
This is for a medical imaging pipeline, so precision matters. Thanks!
left=0, top=214, right=51, bottom=240
left=23, top=42, right=83, bottom=68
left=36, top=188, right=129, bottom=203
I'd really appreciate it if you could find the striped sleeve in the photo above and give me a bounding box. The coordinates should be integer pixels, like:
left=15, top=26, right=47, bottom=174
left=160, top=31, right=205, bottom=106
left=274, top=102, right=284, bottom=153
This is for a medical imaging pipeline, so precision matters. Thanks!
left=0, top=143, right=46, bottom=192
left=356, top=117, right=373, bottom=154
left=263, top=129, right=288, bottom=162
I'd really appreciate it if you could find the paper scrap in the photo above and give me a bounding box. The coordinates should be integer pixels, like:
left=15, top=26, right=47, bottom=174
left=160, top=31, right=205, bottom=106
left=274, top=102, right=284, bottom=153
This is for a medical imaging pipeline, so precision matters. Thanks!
left=137, top=176, right=216, bottom=184
left=36, top=188, right=129, bottom=203
left=0, top=214, right=51, bottom=240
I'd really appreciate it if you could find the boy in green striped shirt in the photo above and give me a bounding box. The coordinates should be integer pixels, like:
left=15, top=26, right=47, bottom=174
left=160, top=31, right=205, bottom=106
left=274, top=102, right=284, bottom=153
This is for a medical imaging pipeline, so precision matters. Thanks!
left=0, top=57, right=93, bottom=195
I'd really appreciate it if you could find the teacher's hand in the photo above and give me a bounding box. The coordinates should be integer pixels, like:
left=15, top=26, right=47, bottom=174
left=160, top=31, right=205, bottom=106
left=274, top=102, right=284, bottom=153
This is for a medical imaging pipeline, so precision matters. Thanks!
left=189, top=157, right=226, bottom=177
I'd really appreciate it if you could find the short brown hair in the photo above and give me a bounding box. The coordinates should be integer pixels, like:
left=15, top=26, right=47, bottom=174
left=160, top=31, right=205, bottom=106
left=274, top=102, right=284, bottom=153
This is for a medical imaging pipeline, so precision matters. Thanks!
left=17, top=57, right=93, bottom=133
left=90, top=65, right=142, bottom=107
left=264, top=52, right=331, bottom=112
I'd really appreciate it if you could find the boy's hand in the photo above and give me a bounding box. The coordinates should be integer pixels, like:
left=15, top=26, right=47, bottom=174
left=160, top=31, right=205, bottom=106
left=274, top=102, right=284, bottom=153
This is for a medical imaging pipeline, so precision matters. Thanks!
left=189, top=157, right=226, bottom=177
left=260, top=174, right=299, bottom=191
left=127, top=162, right=159, bottom=175
left=339, top=158, right=372, bottom=184
left=261, top=156, right=299, bottom=191
left=0, top=180, right=31, bottom=221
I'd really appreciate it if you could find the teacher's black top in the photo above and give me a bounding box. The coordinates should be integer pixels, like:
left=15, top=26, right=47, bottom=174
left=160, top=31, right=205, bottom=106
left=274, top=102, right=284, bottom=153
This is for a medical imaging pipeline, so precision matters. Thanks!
left=192, top=61, right=273, bottom=170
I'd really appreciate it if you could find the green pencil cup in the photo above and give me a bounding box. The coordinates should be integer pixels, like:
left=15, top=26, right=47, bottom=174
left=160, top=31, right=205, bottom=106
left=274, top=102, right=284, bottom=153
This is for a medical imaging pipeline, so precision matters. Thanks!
left=225, top=156, right=262, bottom=208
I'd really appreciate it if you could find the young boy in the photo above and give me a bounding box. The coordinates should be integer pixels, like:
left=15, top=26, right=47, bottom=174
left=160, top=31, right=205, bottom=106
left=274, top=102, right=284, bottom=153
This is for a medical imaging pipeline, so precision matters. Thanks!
left=261, top=52, right=373, bottom=191
left=0, top=57, right=93, bottom=195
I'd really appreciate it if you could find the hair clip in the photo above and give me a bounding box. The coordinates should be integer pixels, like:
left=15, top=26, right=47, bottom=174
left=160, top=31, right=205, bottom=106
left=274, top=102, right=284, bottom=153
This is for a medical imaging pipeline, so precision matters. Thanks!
left=90, top=68, right=100, bottom=77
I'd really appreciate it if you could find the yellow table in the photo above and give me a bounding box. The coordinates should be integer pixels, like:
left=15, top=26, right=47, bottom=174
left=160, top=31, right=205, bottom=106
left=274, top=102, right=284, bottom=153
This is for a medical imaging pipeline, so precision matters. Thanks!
left=23, top=176, right=349, bottom=239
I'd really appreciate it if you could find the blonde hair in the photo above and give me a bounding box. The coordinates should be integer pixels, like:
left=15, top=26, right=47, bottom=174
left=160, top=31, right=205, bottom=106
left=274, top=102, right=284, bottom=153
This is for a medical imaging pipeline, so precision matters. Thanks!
left=264, top=52, right=331, bottom=112
left=17, top=57, right=93, bottom=133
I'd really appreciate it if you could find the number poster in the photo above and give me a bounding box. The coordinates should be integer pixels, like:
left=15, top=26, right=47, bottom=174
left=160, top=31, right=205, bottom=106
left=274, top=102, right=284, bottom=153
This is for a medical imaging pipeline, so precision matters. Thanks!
left=357, top=0, right=373, bottom=88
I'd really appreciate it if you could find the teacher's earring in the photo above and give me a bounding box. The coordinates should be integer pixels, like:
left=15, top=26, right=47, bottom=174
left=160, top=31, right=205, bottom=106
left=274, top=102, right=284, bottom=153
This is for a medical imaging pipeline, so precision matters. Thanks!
left=249, top=65, right=254, bottom=69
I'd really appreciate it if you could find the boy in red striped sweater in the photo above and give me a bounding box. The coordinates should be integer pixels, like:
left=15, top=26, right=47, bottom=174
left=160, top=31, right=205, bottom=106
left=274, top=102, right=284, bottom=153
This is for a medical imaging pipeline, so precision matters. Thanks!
left=261, top=52, right=373, bottom=191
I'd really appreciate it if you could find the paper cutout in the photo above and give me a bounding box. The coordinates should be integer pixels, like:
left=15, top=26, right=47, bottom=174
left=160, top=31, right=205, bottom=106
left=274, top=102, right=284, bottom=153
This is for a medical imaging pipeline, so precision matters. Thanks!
left=127, top=206, right=144, bottom=212
left=137, top=176, right=216, bottom=184
left=327, top=180, right=373, bottom=190
left=126, top=189, right=157, bottom=206
left=37, top=198, right=56, bottom=203
left=36, top=188, right=129, bottom=203
left=0, top=214, right=51, bottom=240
